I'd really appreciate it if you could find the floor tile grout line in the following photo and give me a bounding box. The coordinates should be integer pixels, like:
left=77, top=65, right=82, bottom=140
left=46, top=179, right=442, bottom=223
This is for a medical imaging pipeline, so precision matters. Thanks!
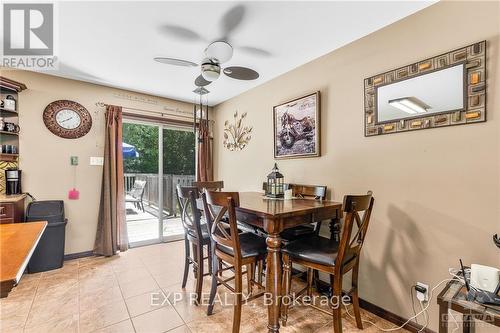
left=20, top=273, right=40, bottom=330
left=114, top=264, right=138, bottom=333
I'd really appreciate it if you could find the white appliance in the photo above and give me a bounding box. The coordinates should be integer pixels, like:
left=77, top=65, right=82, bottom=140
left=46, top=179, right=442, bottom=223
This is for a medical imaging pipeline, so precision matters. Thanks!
left=470, top=264, right=500, bottom=293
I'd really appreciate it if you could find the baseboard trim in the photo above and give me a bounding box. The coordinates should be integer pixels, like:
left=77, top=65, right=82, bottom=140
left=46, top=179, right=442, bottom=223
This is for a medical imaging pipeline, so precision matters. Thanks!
left=358, top=297, right=435, bottom=333
left=64, top=250, right=94, bottom=261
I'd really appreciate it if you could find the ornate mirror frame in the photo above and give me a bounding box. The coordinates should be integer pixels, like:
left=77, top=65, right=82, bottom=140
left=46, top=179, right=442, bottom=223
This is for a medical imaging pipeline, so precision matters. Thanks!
left=364, top=41, right=486, bottom=136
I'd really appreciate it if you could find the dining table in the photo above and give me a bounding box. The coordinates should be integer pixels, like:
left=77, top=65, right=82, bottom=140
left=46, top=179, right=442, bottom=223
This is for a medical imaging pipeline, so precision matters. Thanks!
left=201, top=191, right=343, bottom=333
left=0, top=221, right=47, bottom=298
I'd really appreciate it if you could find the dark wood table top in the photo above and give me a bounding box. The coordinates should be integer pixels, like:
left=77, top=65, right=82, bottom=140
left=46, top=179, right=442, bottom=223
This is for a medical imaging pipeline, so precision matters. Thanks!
left=235, top=192, right=342, bottom=218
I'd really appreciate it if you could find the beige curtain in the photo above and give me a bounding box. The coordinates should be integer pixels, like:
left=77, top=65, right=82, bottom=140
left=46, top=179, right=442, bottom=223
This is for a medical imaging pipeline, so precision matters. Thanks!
left=197, top=119, right=213, bottom=181
left=94, top=105, right=128, bottom=256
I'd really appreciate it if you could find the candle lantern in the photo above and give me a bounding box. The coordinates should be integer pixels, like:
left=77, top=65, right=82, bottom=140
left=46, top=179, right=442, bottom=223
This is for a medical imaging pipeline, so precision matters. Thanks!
left=266, top=163, right=284, bottom=198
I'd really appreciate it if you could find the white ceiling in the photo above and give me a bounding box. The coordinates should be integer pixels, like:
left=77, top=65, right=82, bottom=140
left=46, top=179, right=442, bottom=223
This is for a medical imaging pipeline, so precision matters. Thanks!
left=40, top=1, right=435, bottom=106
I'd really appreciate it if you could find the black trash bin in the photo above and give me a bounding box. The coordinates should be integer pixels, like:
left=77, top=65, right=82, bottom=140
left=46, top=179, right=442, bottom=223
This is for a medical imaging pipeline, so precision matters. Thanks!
left=25, top=200, right=68, bottom=273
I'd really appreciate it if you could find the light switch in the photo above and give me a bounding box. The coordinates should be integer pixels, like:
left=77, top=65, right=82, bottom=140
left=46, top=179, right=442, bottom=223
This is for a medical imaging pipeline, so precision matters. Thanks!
left=70, top=156, right=78, bottom=165
left=90, top=157, right=104, bottom=166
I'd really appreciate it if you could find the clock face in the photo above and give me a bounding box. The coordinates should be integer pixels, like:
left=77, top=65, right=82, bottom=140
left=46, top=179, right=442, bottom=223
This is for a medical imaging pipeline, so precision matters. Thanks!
left=43, top=100, right=92, bottom=139
left=55, top=109, right=81, bottom=129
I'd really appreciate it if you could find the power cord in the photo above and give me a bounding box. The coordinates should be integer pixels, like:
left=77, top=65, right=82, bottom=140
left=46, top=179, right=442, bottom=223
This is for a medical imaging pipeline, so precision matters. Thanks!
left=344, top=278, right=454, bottom=332
left=417, top=300, right=428, bottom=332
left=410, top=285, right=419, bottom=325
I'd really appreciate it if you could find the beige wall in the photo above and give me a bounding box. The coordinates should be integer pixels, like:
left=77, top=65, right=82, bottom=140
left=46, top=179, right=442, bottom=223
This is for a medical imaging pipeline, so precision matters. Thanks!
left=214, top=1, right=500, bottom=331
left=1, top=69, right=194, bottom=255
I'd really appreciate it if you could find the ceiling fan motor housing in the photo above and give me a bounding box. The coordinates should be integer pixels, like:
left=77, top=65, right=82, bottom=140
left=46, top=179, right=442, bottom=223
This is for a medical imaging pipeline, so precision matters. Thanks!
left=201, top=60, right=221, bottom=81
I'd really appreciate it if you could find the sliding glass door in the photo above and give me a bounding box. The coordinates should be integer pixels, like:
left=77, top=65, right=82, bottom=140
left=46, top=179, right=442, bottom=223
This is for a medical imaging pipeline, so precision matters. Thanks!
left=162, top=126, right=196, bottom=242
left=123, top=119, right=195, bottom=247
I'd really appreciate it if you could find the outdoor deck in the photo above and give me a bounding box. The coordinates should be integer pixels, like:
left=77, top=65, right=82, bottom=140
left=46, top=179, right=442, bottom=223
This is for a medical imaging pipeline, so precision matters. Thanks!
left=126, top=202, right=184, bottom=244
left=124, top=173, right=194, bottom=245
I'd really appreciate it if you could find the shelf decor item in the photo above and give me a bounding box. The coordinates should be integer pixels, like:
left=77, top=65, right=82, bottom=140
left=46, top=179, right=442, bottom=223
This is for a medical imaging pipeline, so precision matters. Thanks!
left=223, top=111, right=252, bottom=151
left=43, top=100, right=92, bottom=139
left=2, top=95, right=16, bottom=111
left=273, top=92, right=320, bottom=159
left=266, top=163, right=284, bottom=198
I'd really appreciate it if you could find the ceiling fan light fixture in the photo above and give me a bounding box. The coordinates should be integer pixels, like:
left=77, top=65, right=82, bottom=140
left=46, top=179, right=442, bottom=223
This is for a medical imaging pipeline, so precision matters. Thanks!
left=205, top=41, right=233, bottom=63
left=201, top=61, right=220, bottom=81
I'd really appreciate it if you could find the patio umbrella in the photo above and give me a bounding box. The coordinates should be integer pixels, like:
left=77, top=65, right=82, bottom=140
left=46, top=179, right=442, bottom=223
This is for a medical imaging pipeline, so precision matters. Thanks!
left=122, top=142, right=139, bottom=158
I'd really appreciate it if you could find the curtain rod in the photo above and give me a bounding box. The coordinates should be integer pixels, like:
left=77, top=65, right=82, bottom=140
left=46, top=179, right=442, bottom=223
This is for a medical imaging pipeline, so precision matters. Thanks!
left=95, top=101, right=214, bottom=123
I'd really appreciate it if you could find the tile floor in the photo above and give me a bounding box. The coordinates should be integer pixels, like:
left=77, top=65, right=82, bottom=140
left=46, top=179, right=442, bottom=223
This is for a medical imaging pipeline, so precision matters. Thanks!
left=0, top=241, right=407, bottom=333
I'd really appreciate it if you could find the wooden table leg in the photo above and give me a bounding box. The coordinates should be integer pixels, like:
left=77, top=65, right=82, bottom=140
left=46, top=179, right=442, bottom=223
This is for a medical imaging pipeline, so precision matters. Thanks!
left=439, top=303, right=448, bottom=333
left=463, top=314, right=475, bottom=333
left=266, top=231, right=282, bottom=333
left=329, top=216, right=341, bottom=242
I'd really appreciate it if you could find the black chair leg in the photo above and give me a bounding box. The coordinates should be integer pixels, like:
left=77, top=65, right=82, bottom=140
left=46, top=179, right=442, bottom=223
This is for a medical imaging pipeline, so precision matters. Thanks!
left=207, top=257, right=219, bottom=315
left=182, top=237, right=190, bottom=288
left=195, top=245, right=204, bottom=305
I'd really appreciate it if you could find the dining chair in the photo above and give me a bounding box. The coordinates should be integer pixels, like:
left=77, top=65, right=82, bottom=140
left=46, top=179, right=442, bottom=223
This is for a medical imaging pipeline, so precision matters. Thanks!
left=202, top=190, right=266, bottom=333
left=192, top=180, right=224, bottom=192
left=176, top=185, right=212, bottom=305
left=282, top=183, right=327, bottom=240
left=281, top=192, right=374, bottom=333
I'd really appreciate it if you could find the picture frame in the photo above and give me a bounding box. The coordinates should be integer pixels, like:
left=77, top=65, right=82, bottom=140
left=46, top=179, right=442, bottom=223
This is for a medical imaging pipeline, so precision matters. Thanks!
left=364, top=41, right=486, bottom=136
left=273, top=91, right=320, bottom=159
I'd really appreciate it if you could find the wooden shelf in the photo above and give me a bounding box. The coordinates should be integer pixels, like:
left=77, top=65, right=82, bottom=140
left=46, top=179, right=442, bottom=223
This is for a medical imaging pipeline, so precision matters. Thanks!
left=0, top=154, right=18, bottom=162
left=0, top=131, right=18, bottom=136
left=0, top=108, right=18, bottom=116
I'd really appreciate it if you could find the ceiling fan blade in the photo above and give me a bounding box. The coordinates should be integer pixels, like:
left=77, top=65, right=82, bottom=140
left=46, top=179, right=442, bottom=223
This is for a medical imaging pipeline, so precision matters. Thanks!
left=223, top=66, right=259, bottom=80
left=195, top=75, right=212, bottom=87
left=48, top=62, right=102, bottom=81
left=154, top=57, right=198, bottom=67
left=238, top=45, right=272, bottom=57
left=158, top=24, right=205, bottom=42
left=220, top=5, right=246, bottom=40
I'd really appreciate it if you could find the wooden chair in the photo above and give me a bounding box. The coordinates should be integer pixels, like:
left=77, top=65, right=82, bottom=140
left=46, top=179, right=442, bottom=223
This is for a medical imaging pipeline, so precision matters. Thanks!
left=202, top=191, right=266, bottom=333
left=282, top=183, right=327, bottom=240
left=281, top=192, right=374, bottom=333
left=176, top=185, right=212, bottom=305
left=192, top=180, right=224, bottom=192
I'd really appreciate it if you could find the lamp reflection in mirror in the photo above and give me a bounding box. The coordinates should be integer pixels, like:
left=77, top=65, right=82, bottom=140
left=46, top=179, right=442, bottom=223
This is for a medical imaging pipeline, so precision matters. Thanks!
left=388, top=97, right=428, bottom=114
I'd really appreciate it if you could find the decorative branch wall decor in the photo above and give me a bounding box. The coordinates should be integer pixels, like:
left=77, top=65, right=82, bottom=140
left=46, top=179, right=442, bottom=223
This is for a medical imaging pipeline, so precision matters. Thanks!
left=223, top=111, right=252, bottom=151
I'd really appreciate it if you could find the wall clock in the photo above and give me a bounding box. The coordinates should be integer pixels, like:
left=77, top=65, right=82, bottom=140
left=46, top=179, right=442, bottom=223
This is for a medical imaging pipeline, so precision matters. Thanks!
left=43, top=100, right=92, bottom=139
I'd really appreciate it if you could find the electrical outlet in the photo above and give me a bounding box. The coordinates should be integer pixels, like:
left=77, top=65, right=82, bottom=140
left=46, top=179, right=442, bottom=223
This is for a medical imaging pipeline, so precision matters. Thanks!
left=416, top=282, right=429, bottom=302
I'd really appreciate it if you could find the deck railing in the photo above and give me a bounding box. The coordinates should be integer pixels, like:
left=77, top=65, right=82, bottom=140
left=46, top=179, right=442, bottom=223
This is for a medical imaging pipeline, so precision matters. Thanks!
left=124, top=173, right=195, bottom=216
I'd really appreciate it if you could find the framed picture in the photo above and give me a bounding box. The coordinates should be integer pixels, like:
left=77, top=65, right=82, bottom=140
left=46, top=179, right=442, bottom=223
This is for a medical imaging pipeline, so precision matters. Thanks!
left=273, top=91, right=320, bottom=159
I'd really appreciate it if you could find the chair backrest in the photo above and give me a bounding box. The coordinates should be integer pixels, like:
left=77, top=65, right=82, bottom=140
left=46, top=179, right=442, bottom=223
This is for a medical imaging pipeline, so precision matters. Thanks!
left=193, top=181, right=224, bottom=192
left=176, top=185, right=203, bottom=240
left=202, top=190, right=242, bottom=260
left=131, top=180, right=146, bottom=199
left=262, top=182, right=327, bottom=200
left=287, top=183, right=327, bottom=200
left=335, top=192, right=374, bottom=270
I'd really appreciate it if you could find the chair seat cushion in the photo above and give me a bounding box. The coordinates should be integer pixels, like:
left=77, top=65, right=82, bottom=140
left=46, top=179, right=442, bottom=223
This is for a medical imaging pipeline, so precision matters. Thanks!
left=217, top=232, right=267, bottom=259
left=282, top=235, right=356, bottom=267
left=280, top=224, right=316, bottom=241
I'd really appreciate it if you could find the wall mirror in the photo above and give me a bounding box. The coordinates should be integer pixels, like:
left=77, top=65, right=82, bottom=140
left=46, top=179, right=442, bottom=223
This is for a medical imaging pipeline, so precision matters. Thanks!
left=364, top=41, right=486, bottom=136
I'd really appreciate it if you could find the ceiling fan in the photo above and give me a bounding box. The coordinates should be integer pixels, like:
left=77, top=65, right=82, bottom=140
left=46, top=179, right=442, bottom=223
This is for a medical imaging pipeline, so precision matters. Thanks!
left=154, top=5, right=268, bottom=88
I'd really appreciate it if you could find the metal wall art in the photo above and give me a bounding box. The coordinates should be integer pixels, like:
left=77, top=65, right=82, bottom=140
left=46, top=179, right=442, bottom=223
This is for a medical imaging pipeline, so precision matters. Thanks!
left=223, top=111, right=252, bottom=151
left=364, top=41, right=486, bottom=136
